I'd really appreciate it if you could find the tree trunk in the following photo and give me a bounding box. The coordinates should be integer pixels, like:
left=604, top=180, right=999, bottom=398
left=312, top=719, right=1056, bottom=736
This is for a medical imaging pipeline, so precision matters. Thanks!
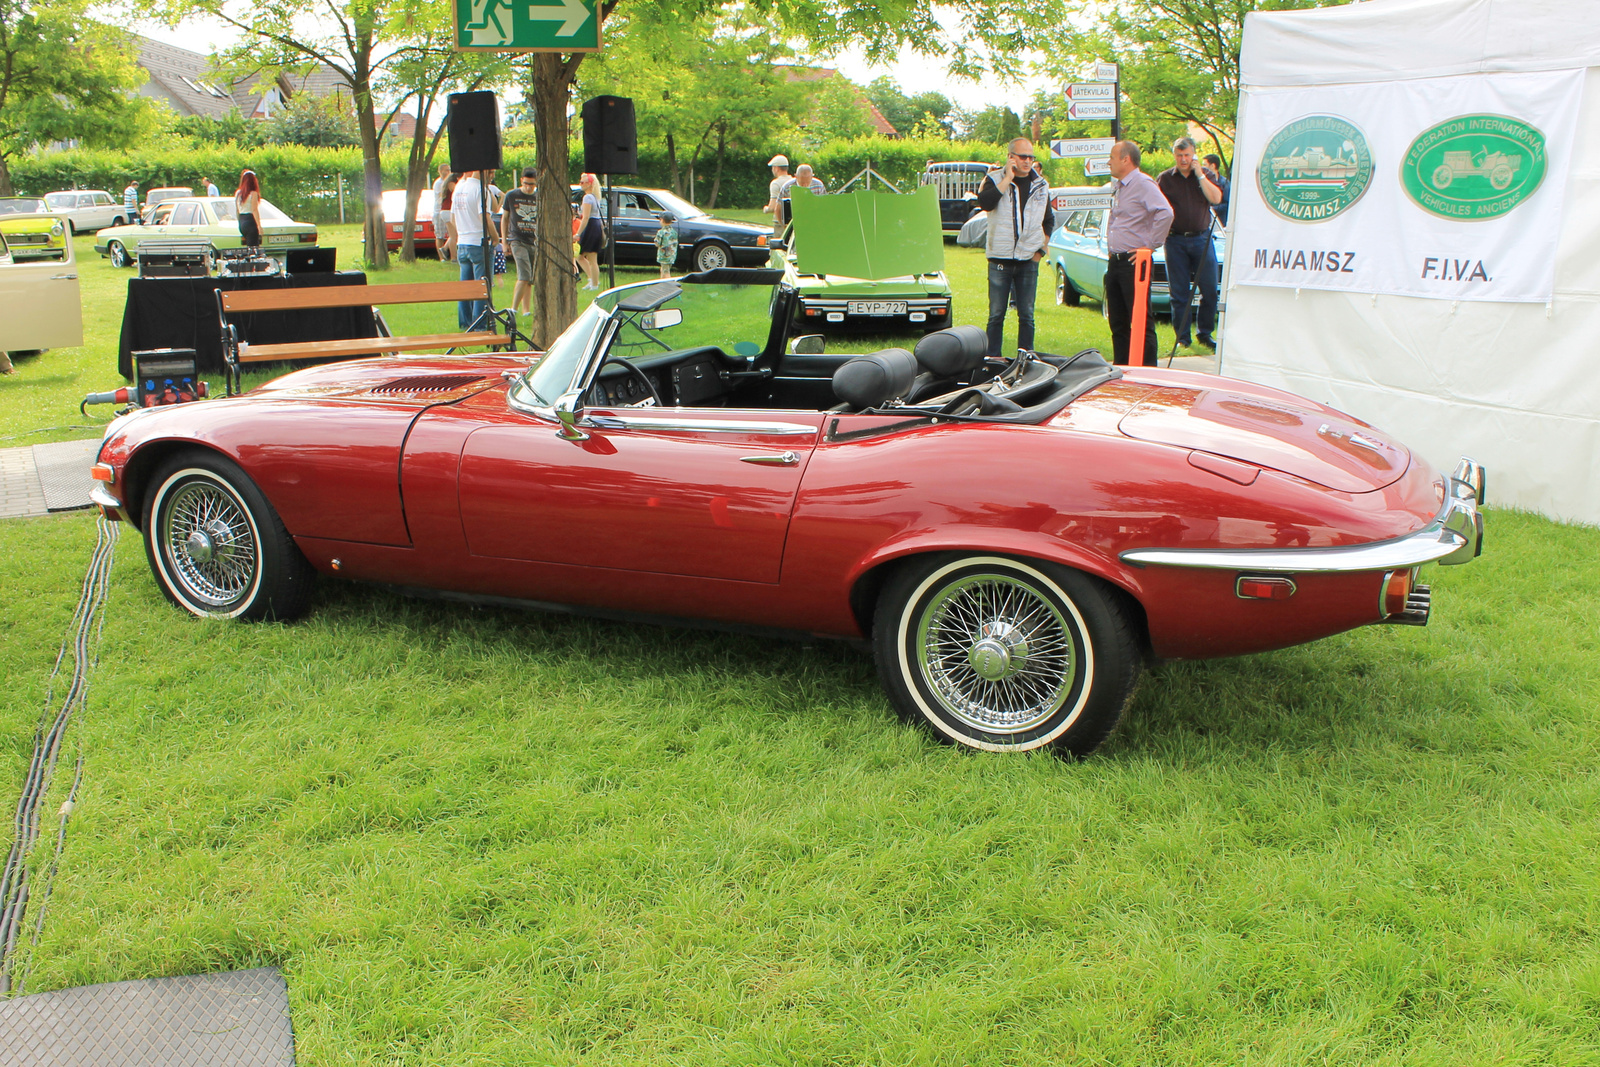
left=707, top=123, right=725, bottom=211
left=666, top=131, right=680, bottom=197
left=0, top=156, right=13, bottom=198
left=401, top=94, right=447, bottom=263
left=530, top=52, right=576, bottom=348
left=353, top=35, right=389, bottom=271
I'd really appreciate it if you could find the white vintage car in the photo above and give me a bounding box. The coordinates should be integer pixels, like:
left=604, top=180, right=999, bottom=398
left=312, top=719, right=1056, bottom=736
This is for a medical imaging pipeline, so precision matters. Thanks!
left=0, top=226, right=83, bottom=368
left=42, top=189, right=131, bottom=233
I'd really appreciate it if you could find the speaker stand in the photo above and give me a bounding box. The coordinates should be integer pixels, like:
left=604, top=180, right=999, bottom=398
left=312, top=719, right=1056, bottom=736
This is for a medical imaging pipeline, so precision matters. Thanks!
left=604, top=175, right=617, bottom=291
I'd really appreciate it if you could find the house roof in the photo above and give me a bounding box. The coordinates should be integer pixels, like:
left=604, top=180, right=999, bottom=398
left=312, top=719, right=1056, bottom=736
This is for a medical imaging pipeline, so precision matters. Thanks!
left=782, top=66, right=900, bottom=137
left=131, top=33, right=349, bottom=120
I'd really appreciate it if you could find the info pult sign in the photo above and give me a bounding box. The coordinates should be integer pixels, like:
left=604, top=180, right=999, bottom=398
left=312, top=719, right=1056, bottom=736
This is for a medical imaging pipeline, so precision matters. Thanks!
left=454, top=0, right=601, bottom=51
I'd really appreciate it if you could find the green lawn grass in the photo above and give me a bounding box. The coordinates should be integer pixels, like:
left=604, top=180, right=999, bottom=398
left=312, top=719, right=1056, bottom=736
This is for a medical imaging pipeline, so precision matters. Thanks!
left=3, top=219, right=1600, bottom=1064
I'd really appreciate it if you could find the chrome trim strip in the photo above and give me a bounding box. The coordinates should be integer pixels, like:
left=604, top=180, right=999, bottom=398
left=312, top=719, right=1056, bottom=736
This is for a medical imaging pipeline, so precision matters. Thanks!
left=1121, top=488, right=1480, bottom=574
left=584, top=415, right=818, bottom=436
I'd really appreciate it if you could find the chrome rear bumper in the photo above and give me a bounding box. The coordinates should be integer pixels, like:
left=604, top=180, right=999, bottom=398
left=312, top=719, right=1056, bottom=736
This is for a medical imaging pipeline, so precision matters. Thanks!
left=1121, top=457, right=1485, bottom=574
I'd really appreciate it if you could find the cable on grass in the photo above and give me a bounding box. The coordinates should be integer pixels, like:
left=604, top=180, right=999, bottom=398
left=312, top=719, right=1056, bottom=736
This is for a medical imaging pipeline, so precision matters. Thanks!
left=0, top=516, right=118, bottom=995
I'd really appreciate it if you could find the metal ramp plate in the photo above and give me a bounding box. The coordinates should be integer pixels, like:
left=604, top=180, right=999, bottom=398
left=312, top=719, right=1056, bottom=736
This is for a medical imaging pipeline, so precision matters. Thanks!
left=30, top=439, right=99, bottom=513
left=0, top=967, right=294, bottom=1067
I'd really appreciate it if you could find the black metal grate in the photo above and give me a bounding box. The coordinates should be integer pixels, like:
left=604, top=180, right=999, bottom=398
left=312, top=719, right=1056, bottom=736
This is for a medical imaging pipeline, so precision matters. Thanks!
left=367, top=374, right=485, bottom=395
left=0, top=967, right=295, bottom=1067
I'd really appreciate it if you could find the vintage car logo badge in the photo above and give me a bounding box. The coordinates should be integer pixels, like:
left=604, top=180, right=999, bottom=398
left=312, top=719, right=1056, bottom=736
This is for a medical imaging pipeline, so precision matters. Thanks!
left=1257, top=115, right=1373, bottom=223
left=1400, top=114, right=1547, bottom=220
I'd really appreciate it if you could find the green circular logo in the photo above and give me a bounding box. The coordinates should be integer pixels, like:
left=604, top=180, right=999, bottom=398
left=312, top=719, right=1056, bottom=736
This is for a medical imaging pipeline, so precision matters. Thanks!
left=1257, top=115, right=1374, bottom=223
left=1400, top=114, right=1547, bottom=220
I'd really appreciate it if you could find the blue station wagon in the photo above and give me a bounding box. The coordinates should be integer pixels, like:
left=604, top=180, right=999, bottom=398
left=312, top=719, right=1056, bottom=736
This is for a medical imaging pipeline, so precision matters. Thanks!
left=1045, top=200, right=1224, bottom=316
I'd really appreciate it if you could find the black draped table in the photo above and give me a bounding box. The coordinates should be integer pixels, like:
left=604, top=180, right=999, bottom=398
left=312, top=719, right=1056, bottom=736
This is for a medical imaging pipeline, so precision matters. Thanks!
left=117, top=272, right=378, bottom=379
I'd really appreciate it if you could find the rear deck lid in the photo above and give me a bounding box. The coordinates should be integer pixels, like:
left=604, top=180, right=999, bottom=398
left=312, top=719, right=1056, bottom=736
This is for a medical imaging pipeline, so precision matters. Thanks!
left=1118, top=385, right=1410, bottom=493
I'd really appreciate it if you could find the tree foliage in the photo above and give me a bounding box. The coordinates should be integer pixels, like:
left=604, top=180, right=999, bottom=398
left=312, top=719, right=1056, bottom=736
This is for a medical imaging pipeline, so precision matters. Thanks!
left=1045, top=0, right=1351, bottom=167
left=0, top=0, right=154, bottom=194
left=864, top=76, right=953, bottom=138
left=575, top=6, right=807, bottom=207
left=802, top=75, right=874, bottom=146
left=266, top=92, right=360, bottom=147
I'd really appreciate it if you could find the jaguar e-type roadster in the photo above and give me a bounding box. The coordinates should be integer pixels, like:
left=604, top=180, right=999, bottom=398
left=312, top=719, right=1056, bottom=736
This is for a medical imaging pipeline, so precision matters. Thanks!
left=90, top=269, right=1485, bottom=757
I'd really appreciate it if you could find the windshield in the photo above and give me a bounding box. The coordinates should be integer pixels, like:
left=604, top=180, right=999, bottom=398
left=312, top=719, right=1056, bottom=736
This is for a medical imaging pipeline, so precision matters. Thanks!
left=0, top=199, right=45, bottom=215
left=512, top=301, right=609, bottom=407
left=381, top=189, right=436, bottom=219
left=649, top=189, right=706, bottom=219
left=208, top=198, right=291, bottom=223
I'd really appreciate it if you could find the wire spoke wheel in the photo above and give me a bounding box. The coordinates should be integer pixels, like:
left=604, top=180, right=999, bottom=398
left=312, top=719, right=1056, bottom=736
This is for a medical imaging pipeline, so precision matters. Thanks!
left=143, top=452, right=313, bottom=621
left=875, top=554, right=1141, bottom=756
left=918, top=574, right=1075, bottom=734
left=161, top=478, right=259, bottom=608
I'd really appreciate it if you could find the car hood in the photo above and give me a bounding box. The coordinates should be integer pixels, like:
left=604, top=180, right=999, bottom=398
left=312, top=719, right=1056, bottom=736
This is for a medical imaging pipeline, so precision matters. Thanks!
left=243, top=354, right=530, bottom=407
left=1117, top=383, right=1410, bottom=493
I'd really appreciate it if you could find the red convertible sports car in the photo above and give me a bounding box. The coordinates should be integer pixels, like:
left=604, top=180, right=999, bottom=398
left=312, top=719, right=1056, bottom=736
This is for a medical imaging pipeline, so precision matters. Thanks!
left=89, top=269, right=1485, bottom=757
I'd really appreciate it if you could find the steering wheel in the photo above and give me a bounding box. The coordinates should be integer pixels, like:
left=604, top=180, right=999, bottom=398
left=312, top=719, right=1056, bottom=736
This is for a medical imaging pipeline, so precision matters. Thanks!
left=594, top=355, right=663, bottom=407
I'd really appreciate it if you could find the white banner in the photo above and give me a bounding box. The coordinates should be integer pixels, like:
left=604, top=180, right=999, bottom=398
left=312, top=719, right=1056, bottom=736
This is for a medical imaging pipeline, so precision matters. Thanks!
left=1231, top=70, right=1584, bottom=302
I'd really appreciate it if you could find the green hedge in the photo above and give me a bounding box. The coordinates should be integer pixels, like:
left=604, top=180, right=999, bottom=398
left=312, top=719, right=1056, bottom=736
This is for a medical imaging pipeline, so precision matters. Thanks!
left=9, top=135, right=1151, bottom=220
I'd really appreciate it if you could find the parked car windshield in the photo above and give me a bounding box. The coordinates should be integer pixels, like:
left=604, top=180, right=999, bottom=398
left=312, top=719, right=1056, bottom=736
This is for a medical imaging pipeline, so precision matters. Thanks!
left=206, top=198, right=291, bottom=223
left=0, top=198, right=46, bottom=215
left=647, top=189, right=706, bottom=220
left=44, top=193, right=76, bottom=209
left=380, top=189, right=436, bottom=219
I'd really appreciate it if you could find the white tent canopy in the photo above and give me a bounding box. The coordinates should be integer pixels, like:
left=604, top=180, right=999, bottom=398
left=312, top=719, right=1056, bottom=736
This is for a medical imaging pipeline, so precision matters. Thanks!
left=1221, top=0, right=1600, bottom=526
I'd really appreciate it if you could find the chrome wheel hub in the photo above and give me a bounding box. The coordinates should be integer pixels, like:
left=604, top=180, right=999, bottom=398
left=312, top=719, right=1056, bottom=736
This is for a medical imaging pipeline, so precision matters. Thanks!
left=917, top=573, right=1077, bottom=733
left=163, top=480, right=256, bottom=607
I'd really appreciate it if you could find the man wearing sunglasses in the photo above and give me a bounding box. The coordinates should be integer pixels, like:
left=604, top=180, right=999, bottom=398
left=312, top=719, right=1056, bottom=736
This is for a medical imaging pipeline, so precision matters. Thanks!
left=975, top=138, right=1055, bottom=361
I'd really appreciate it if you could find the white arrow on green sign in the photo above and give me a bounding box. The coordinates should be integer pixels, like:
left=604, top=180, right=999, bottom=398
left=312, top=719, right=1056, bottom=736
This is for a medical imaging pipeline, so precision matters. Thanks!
left=455, top=0, right=600, bottom=52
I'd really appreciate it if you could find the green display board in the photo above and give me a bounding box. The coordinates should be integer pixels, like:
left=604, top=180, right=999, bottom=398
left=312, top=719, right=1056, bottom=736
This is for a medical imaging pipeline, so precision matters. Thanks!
left=454, top=0, right=601, bottom=52
left=789, top=186, right=945, bottom=280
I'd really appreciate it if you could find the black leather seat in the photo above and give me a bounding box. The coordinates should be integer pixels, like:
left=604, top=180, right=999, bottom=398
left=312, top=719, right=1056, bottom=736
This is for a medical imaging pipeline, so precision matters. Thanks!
left=908, top=325, right=988, bottom=402
left=831, top=347, right=918, bottom=410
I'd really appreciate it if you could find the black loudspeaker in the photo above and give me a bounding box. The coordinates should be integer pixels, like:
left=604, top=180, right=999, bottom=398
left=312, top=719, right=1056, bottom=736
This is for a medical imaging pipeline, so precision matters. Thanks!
left=582, top=96, right=637, bottom=175
left=448, top=91, right=502, bottom=173
left=287, top=247, right=337, bottom=273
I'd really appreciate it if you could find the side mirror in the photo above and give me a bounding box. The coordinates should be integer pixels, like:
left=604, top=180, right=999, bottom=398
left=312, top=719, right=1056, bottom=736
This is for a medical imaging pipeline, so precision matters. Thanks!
left=769, top=238, right=787, bottom=253
left=789, top=334, right=825, bottom=355
left=554, top=390, right=588, bottom=441
left=643, top=307, right=682, bottom=330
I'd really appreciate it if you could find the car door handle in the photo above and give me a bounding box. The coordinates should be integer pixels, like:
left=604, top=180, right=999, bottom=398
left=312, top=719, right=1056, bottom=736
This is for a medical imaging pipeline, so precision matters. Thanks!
left=52, top=273, right=78, bottom=280
left=741, top=451, right=799, bottom=466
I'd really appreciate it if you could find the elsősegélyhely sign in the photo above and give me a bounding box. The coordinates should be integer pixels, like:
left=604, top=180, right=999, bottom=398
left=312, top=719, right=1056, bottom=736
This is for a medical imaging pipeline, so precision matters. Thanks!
left=455, top=0, right=600, bottom=52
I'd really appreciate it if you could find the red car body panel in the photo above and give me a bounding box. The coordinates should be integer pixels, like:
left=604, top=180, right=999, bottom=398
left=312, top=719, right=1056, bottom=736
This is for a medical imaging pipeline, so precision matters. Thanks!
left=96, top=353, right=1451, bottom=661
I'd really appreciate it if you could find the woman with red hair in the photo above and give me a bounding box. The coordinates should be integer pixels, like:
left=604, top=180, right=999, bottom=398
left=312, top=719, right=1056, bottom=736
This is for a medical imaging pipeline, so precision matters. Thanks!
left=575, top=172, right=603, bottom=290
left=235, top=169, right=262, bottom=247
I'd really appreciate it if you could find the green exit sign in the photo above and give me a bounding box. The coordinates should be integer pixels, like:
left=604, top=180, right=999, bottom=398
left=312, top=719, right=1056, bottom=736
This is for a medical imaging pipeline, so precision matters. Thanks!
left=454, top=0, right=601, bottom=52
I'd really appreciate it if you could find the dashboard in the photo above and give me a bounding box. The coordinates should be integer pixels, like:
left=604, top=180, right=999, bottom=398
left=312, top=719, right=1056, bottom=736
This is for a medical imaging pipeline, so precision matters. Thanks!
left=586, top=347, right=738, bottom=408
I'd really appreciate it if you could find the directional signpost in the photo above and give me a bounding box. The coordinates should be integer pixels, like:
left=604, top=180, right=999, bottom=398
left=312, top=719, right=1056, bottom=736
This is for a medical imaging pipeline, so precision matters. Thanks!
left=455, top=0, right=601, bottom=51
left=1050, top=137, right=1116, bottom=159
left=1058, top=66, right=1120, bottom=177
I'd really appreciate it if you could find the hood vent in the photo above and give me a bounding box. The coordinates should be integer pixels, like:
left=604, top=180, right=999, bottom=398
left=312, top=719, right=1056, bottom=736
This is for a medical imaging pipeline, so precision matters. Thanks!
left=368, top=374, right=486, bottom=395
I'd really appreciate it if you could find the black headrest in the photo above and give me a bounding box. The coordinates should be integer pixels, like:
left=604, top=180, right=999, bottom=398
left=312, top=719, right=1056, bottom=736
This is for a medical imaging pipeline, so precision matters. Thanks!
left=832, top=348, right=918, bottom=409
left=914, top=325, right=988, bottom=377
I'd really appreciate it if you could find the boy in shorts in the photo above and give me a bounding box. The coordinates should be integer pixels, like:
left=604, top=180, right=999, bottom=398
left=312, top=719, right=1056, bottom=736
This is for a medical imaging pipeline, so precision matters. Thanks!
left=654, top=213, right=679, bottom=278
left=499, top=167, right=540, bottom=316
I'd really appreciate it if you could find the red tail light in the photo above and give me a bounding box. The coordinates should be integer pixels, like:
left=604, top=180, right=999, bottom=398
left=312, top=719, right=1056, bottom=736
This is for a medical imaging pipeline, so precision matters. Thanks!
left=1236, top=576, right=1296, bottom=600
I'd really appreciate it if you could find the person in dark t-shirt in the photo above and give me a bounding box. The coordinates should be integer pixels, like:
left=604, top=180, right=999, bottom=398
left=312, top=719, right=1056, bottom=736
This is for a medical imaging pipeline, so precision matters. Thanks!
left=1157, top=137, right=1223, bottom=353
left=499, top=168, right=540, bottom=318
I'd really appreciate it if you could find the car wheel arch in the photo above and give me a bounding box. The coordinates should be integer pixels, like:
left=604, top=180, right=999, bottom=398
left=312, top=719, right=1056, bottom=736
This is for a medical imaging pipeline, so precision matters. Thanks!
left=120, top=439, right=238, bottom=534
left=845, top=537, right=1150, bottom=649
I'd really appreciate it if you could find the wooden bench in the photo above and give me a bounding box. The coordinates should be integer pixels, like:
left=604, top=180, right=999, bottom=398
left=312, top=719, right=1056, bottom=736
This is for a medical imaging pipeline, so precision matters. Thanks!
left=218, top=279, right=507, bottom=394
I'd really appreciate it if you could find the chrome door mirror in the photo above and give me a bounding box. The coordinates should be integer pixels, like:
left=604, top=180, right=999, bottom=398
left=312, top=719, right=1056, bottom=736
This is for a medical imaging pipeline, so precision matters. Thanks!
left=554, top=390, right=588, bottom=441
left=789, top=334, right=825, bottom=355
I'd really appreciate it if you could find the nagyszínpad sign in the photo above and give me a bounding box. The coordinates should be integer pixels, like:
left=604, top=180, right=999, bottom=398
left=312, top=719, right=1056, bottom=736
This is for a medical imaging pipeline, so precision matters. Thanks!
left=455, top=0, right=600, bottom=51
